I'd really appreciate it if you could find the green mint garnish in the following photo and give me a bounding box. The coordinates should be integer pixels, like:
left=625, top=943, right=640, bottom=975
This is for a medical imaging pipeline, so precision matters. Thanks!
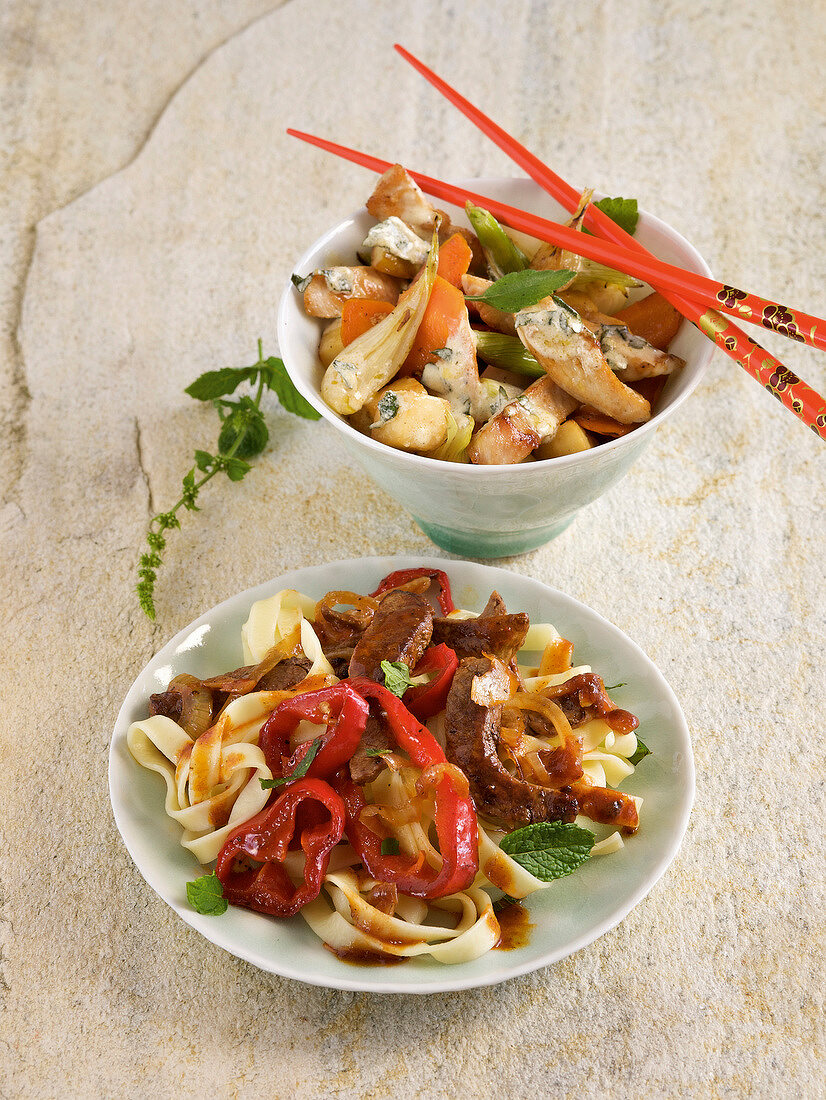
left=593, top=196, right=639, bottom=237
left=499, top=822, right=594, bottom=881
left=260, top=738, right=322, bottom=788
left=381, top=838, right=400, bottom=856
left=186, top=872, right=228, bottom=916
left=136, top=340, right=320, bottom=620
left=381, top=659, right=415, bottom=699
left=464, top=268, right=577, bottom=313
left=628, top=737, right=651, bottom=766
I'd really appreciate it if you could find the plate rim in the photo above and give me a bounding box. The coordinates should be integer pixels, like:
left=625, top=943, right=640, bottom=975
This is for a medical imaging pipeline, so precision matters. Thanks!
left=109, top=555, right=694, bottom=994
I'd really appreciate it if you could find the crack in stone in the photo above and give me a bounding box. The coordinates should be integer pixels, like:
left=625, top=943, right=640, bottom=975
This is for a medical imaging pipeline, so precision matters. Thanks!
left=134, top=415, right=154, bottom=516
left=7, top=2, right=291, bottom=507
left=3, top=224, right=36, bottom=506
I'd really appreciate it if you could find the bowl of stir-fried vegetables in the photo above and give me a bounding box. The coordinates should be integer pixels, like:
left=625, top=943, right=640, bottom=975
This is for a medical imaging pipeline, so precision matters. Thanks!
left=277, top=169, right=713, bottom=557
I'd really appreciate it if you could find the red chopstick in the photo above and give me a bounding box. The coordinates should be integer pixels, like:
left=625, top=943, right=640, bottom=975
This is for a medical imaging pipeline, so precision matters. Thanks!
left=288, top=126, right=826, bottom=441
left=393, top=44, right=826, bottom=440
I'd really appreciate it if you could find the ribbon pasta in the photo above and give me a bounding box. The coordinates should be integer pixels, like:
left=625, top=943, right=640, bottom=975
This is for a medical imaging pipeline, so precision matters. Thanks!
left=127, top=692, right=276, bottom=863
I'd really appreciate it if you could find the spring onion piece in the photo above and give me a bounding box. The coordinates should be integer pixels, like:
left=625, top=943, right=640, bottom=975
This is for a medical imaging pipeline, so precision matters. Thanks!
left=321, top=232, right=439, bottom=415
left=573, top=259, right=641, bottom=289
left=428, top=409, right=473, bottom=462
left=465, top=202, right=529, bottom=278
left=474, top=331, right=544, bottom=377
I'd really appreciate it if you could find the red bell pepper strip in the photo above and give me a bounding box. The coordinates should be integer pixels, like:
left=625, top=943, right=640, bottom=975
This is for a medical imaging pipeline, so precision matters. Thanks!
left=258, top=684, right=369, bottom=782
left=370, top=568, right=456, bottom=615
left=340, top=679, right=478, bottom=898
left=403, top=643, right=459, bottom=721
left=215, top=778, right=345, bottom=917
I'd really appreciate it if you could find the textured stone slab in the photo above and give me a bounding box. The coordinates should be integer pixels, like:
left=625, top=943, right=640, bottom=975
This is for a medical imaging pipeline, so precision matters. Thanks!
left=2, top=1, right=824, bottom=1096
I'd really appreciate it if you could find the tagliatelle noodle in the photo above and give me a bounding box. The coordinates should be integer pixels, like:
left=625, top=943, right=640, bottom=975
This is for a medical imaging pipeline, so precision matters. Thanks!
left=474, top=821, right=555, bottom=897
left=299, top=870, right=500, bottom=962
left=127, top=691, right=281, bottom=863
left=242, top=589, right=335, bottom=678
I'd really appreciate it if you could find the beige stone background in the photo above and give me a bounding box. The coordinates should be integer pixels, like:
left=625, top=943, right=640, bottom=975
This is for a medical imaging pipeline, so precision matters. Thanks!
left=1, top=0, right=824, bottom=1096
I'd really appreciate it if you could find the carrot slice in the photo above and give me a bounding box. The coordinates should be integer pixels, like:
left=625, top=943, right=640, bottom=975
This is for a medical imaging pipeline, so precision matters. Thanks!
left=615, top=292, right=682, bottom=350
left=436, top=233, right=473, bottom=287
left=340, top=298, right=395, bottom=346
left=573, top=407, right=634, bottom=437
left=402, top=275, right=468, bottom=375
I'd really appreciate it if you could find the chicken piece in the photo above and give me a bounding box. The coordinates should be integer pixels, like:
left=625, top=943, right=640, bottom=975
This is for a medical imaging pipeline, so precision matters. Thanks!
left=598, top=324, right=685, bottom=381
left=468, top=376, right=578, bottom=465
left=366, top=164, right=450, bottom=238
left=364, top=378, right=451, bottom=453
left=515, top=299, right=650, bottom=424
left=303, top=267, right=401, bottom=318
left=462, top=273, right=517, bottom=335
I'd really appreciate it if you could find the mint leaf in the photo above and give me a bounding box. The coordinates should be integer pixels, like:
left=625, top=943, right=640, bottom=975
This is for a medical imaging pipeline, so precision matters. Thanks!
left=186, top=872, right=227, bottom=916
left=628, top=737, right=650, bottom=766
left=381, top=837, right=400, bottom=856
left=593, top=197, right=638, bottom=237
left=493, top=893, right=519, bottom=913
left=260, top=737, right=322, bottom=788
left=499, top=822, right=594, bottom=881
left=365, top=748, right=392, bottom=758
left=381, top=660, right=414, bottom=698
left=259, top=356, right=321, bottom=420
left=291, top=272, right=312, bottom=293
left=465, top=268, right=577, bottom=314
left=186, top=367, right=256, bottom=401
left=217, top=397, right=269, bottom=459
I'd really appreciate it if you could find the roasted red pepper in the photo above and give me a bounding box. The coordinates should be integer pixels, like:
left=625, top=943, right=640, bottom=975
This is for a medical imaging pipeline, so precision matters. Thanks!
left=215, top=778, right=345, bottom=917
left=340, top=679, right=478, bottom=898
left=370, top=568, right=456, bottom=615
left=258, top=684, right=369, bottom=781
left=403, top=643, right=459, bottom=720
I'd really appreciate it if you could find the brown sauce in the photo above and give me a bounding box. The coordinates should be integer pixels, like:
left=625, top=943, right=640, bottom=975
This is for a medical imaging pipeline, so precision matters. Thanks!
left=495, top=902, right=534, bottom=950
left=324, top=944, right=408, bottom=967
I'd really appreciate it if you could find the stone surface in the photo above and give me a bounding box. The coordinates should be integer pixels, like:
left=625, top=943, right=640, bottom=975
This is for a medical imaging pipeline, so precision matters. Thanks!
left=1, top=1, right=824, bottom=1096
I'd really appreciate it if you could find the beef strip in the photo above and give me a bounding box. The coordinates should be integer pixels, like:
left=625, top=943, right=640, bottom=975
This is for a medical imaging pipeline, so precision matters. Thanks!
left=445, top=656, right=580, bottom=829
left=348, top=590, right=434, bottom=682
left=432, top=610, right=529, bottom=664
left=149, top=689, right=184, bottom=723
left=257, top=656, right=312, bottom=692
left=348, top=706, right=393, bottom=785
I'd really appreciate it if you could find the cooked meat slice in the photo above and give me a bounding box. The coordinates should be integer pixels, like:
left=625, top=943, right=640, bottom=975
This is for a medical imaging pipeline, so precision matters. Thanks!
left=432, top=609, right=529, bottom=664
left=348, top=708, right=392, bottom=785
left=149, top=689, right=184, bottom=724
left=349, top=590, right=434, bottom=682
left=445, top=657, right=579, bottom=829
left=256, top=656, right=312, bottom=692
left=303, top=267, right=401, bottom=319
left=468, top=375, right=578, bottom=464
left=462, top=273, right=517, bottom=335
left=479, top=590, right=507, bottom=618
left=516, top=299, right=650, bottom=424
left=598, top=324, right=684, bottom=381
left=366, top=163, right=449, bottom=238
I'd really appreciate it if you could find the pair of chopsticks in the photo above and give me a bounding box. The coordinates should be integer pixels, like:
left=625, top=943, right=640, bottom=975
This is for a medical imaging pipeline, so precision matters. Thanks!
left=288, top=46, right=826, bottom=440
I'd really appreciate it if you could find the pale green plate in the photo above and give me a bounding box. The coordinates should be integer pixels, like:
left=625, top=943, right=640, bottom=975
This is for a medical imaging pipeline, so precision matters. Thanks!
left=109, top=557, right=693, bottom=993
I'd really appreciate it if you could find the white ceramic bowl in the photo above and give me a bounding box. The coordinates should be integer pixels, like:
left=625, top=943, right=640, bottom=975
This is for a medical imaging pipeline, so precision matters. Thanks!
left=277, top=180, right=713, bottom=557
